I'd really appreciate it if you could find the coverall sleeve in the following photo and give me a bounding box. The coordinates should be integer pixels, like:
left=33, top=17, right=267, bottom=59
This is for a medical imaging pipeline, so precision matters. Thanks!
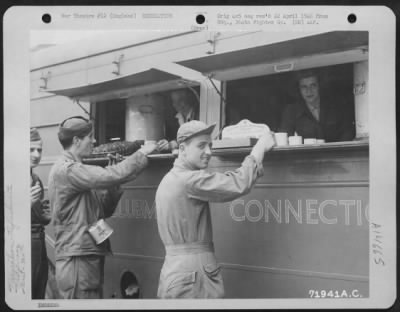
left=66, top=151, right=149, bottom=191
left=186, top=155, right=264, bottom=203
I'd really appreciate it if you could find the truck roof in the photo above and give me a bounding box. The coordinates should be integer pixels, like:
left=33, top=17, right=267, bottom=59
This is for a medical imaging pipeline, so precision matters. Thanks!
left=30, top=30, right=194, bottom=70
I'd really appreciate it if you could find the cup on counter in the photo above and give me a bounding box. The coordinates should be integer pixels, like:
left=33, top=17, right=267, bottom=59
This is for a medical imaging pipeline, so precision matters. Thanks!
left=88, top=219, right=114, bottom=245
left=304, top=138, right=317, bottom=145
left=288, top=135, right=302, bottom=146
left=274, top=132, right=288, bottom=146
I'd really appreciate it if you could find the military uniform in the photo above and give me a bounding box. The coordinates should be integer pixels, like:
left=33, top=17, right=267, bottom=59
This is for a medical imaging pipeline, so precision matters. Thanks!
left=156, top=155, right=263, bottom=298
left=49, top=150, right=148, bottom=299
left=31, top=172, right=51, bottom=299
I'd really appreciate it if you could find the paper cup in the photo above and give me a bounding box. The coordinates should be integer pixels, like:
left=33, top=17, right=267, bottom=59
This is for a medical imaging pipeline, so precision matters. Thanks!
left=288, top=136, right=302, bottom=146
left=88, top=219, right=114, bottom=245
left=304, top=138, right=317, bottom=145
left=274, top=132, right=288, bottom=146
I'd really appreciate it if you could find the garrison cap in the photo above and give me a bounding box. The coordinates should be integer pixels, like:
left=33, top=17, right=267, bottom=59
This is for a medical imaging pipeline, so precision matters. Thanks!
left=58, top=116, right=93, bottom=141
left=177, top=120, right=216, bottom=144
left=30, top=128, right=42, bottom=142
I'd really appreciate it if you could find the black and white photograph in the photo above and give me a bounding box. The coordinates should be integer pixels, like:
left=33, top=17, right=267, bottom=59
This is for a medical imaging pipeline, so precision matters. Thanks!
left=3, top=5, right=397, bottom=310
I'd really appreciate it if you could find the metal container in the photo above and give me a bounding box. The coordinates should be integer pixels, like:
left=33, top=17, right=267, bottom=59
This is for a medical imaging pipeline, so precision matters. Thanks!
left=125, top=94, right=165, bottom=141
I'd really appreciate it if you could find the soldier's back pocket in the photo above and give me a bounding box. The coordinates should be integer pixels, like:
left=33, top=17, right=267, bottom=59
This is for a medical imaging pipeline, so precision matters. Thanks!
left=166, top=271, right=197, bottom=298
left=202, top=263, right=224, bottom=298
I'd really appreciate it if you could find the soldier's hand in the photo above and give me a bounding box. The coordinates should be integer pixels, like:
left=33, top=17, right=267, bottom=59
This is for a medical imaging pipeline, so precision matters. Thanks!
left=107, top=153, right=124, bottom=166
left=250, top=130, right=276, bottom=163
left=139, top=142, right=159, bottom=156
left=31, top=183, right=41, bottom=206
left=157, top=139, right=179, bottom=153
left=157, top=139, right=170, bottom=152
left=256, top=131, right=276, bottom=153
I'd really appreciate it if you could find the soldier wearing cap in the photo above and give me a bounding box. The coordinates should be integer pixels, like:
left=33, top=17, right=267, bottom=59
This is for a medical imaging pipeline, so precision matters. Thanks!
left=155, top=120, right=275, bottom=298
left=30, top=127, right=51, bottom=299
left=48, top=116, right=157, bottom=299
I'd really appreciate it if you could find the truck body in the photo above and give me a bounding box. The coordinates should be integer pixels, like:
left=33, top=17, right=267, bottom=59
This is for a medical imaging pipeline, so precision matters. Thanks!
left=30, top=30, right=369, bottom=298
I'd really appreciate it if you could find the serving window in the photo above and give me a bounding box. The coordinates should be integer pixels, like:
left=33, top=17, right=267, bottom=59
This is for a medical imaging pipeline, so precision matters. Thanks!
left=94, top=86, right=200, bottom=146
left=95, top=99, right=126, bottom=143
left=224, top=63, right=356, bottom=143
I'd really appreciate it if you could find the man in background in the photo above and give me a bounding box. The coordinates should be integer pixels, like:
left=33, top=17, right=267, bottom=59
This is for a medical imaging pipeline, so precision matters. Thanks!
left=30, top=127, right=51, bottom=299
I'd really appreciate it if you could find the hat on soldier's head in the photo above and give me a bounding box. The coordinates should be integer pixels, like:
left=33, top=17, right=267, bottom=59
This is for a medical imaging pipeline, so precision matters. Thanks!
left=30, top=127, right=41, bottom=142
left=58, top=116, right=93, bottom=141
left=177, top=120, right=216, bottom=144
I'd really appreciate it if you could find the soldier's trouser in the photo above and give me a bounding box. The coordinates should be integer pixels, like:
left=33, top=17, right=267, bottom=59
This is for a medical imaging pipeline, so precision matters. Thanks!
left=31, top=233, right=48, bottom=299
left=157, top=242, right=224, bottom=299
left=56, top=255, right=105, bottom=299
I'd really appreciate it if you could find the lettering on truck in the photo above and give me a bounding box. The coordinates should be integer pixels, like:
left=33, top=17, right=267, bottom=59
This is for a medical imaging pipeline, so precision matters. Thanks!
left=111, top=198, right=369, bottom=226
left=230, top=199, right=369, bottom=225
left=112, top=199, right=157, bottom=219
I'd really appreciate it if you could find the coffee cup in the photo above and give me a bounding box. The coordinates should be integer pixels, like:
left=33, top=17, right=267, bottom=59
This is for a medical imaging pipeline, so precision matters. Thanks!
left=274, top=132, right=288, bottom=146
left=304, top=138, right=317, bottom=145
left=288, top=136, right=302, bottom=146
left=88, top=219, right=114, bottom=245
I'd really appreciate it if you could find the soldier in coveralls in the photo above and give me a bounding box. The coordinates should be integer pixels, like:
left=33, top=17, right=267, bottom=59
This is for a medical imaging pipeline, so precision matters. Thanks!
left=156, top=120, right=275, bottom=298
left=48, top=116, right=157, bottom=299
